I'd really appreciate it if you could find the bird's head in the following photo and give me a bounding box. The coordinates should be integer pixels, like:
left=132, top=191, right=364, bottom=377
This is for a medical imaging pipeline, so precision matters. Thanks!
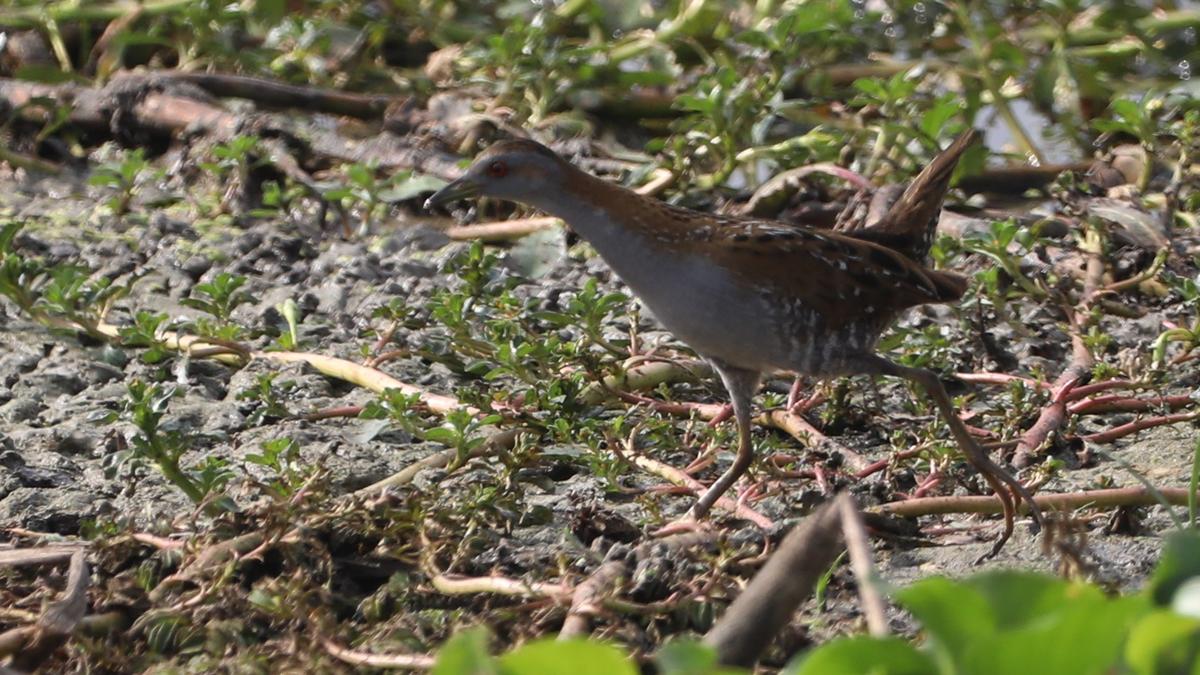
left=424, top=139, right=570, bottom=210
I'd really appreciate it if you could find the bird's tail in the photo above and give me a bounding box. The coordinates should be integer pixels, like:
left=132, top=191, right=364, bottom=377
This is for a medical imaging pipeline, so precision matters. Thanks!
left=836, top=129, right=980, bottom=262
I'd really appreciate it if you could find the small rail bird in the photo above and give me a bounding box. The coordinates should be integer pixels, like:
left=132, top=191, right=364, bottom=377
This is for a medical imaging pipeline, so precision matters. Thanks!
left=426, top=131, right=1041, bottom=552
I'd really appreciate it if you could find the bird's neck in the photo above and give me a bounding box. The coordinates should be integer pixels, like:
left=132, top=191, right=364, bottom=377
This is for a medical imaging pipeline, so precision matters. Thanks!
left=528, top=167, right=692, bottom=257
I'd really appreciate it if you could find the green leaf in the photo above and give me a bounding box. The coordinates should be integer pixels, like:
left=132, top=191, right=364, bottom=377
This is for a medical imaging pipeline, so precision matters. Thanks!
left=960, top=593, right=1144, bottom=675
left=964, top=571, right=1084, bottom=629
left=1125, top=610, right=1200, bottom=675
left=423, top=427, right=459, bottom=445
left=920, top=97, right=963, bottom=141
left=654, top=639, right=747, bottom=674
left=498, top=639, right=637, bottom=675
left=852, top=78, right=887, bottom=99
left=1151, top=530, right=1200, bottom=605
left=894, top=576, right=995, bottom=661
left=783, top=637, right=937, bottom=675
left=433, top=627, right=497, bottom=675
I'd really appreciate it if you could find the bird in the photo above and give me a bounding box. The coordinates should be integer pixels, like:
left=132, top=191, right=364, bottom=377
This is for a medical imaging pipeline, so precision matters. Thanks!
left=425, top=131, right=1043, bottom=553
left=778, top=131, right=978, bottom=413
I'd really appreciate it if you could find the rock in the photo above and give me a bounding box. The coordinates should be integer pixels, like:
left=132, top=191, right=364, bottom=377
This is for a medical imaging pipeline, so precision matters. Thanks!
left=20, top=363, right=88, bottom=398
left=307, top=281, right=349, bottom=315
left=0, top=487, right=112, bottom=533
left=0, top=396, right=45, bottom=424
left=180, top=255, right=213, bottom=280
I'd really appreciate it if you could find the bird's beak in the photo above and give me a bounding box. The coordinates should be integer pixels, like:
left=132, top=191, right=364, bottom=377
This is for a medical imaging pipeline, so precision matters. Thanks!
left=424, top=176, right=481, bottom=210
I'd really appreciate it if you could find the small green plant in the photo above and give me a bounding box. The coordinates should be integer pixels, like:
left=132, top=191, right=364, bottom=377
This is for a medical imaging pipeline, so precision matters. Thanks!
left=426, top=408, right=504, bottom=472
left=99, top=380, right=234, bottom=512
left=0, top=221, right=138, bottom=338
left=360, top=388, right=429, bottom=439
left=181, top=271, right=254, bottom=340
left=236, top=373, right=295, bottom=426
left=117, top=311, right=174, bottom=364
left=244, top=437, right=308, bottom=498
left=534, top=277, right=629, bottom=357
left=89, top=148, right=162, bottom=217
left=958, top=218, right=1047, bottom=300
left=201, top=135, right=267, bottom=182
left=1152, top=270, right=1200, bottom=369
left=272, top=297, right=302, bottom=350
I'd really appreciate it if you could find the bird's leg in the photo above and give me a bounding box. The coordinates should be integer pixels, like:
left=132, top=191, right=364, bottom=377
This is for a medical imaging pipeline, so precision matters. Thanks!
left=863, top=356, right=1044, bottom=557
left=786, top=376, right=805, bottom=413
left=691, top=363, right=761, bottom=519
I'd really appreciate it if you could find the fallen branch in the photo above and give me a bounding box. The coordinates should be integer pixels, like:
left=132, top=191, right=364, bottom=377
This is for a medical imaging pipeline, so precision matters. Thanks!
left=955, top=372, right=1051, bottom=390
left=558, top=559, right=627, bottom=639
left=349, top=428, right=523, bottom=498
left=1079, top=411, right=1200, bottom=444
left=1013, top=226, right=1105, bottom=468
left=854, top=446, right=934, bottom=479
left=321, top=638, right=436, bottom=670
left=147, top=531, right=267, bottom=602
left=838, top=497, right=889, bottom=637
left=445, top=217, right=560, bottom=242
left=0, top=545, right=86, bottom=568
left=430, top=573, right=568, bottom=598
left=169, top=72, right=394, bottom=119
left=630, top=453, right=774, bottom=529
left=580, top=357, right=712, bottom=405
left=1013, top=371, right=1087, bottom=467
left=0, top=74, right=464, bottom=179
left=873, top=486, right=1197, bottom=518
left=1069, top=394, right=1195, bottom=415
left=758, top=409, right=871, bottom=473
left=264, top=351, right=466, bottom=414
left=0, top=550, right=89, bottom=669
left=702, top=497, right=845, bottom=668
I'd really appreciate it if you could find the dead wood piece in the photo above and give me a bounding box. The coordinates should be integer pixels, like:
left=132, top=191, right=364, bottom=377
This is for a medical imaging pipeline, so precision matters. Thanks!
left=703, top=497, right=845, bottom=668
left=1013, top=236, right=1104, bottom=468
left=1080, top=411, right=1200, bottom=444
left=5, top=550, right=89, bottom=671
left=838, top=497, right=888, bottom=637
left=957, top=162, right=1092, bottom=194
left=633, top=452, right=773, bottom=529
left=0, top=545, right=86, bottom=568
left=321, top=638, right=436, bottom=669
left=445, top=217, right=560, bottom=242
left=147, top=531, right=267, bottom=603
left=0, top=75, right=464, bottom=180
left=759, top=409, right=871, bottom=473
left=580, top=358, right=712, bottom=405
left=428, top=567, right=568, bottom=597
left=559, top=559, right=627, bottom=639
left=349, top=428, right=523, bottom=499
left=169, top=72, right=395, bottom=119
left=874, top=486, right=1196, bottom=518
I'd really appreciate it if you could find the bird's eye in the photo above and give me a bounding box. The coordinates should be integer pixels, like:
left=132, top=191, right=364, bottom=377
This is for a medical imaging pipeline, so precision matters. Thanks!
left=487, top=161, right=508, bottom=178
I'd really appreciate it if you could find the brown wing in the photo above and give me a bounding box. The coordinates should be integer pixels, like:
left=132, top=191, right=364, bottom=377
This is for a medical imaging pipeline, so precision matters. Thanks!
left=686, top=218, right=966, bottom=326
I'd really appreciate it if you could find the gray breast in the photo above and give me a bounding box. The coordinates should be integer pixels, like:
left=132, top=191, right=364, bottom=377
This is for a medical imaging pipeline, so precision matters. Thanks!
left=560, top=207, right=889, bottom=374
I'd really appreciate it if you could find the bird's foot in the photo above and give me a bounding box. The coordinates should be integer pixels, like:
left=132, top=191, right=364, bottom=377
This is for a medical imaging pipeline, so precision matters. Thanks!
left=706, top=403, right=733, bottom=427
left=653, top=514, right=713, bottom=537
